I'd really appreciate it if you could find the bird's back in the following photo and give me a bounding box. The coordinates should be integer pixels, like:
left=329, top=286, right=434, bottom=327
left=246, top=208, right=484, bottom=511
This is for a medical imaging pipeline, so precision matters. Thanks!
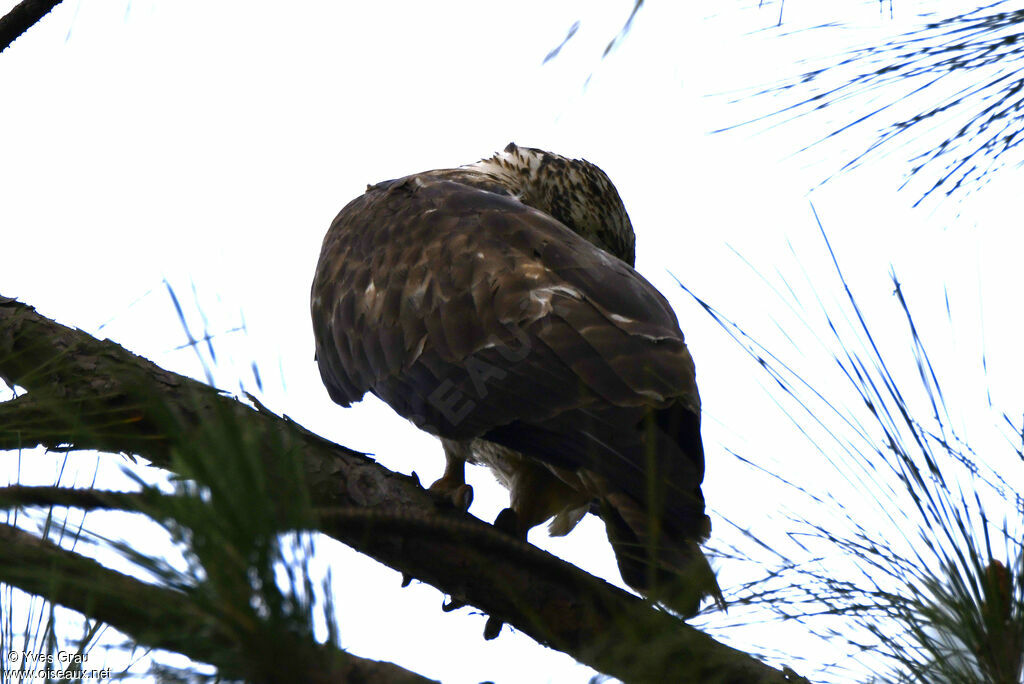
left=311, top=147, right=720, bottom=614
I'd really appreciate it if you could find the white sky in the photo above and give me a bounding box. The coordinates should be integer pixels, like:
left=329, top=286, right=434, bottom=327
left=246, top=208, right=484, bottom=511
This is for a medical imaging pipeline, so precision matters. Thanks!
left=2, top=1, right=1023, bottom=682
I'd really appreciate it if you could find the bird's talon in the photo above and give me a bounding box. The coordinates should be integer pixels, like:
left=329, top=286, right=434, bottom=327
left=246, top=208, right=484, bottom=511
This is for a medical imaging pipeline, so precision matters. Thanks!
left=401, top=573, right=413, bottom=588
left=453, top=483, right=473, bottom=511
left=442, top=597, right=465, bottom=612
left=493, top=508, right=519, bottom=537
left=483, top=616, right=503, bottom=640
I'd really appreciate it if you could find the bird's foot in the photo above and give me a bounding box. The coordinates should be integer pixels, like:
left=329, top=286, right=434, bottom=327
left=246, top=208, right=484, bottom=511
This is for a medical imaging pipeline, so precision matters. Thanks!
left=428, top=474, right=471, bottom=614
left=480, top=507, right=523, bottom=641
left=493, top=507, right=520, bottom=537
left=428, top=477, right=474, bottom=512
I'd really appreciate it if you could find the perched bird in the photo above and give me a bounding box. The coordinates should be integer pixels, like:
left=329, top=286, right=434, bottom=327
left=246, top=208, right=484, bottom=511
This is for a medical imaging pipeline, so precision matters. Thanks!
left=311, top=143, right=723, bottom=617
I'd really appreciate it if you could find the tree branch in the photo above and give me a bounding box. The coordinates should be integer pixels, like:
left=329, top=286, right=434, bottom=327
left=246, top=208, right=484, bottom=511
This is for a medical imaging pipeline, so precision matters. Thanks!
left=0, top=522, right=437, bottom=684
left=0, top=0, right=64, bottom=53
left=0, top=294, right=806, bottom=683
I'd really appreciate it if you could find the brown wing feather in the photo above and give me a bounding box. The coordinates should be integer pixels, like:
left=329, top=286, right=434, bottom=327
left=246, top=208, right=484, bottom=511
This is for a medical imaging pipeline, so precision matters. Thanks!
left=311, top=173, right=706, bottom=540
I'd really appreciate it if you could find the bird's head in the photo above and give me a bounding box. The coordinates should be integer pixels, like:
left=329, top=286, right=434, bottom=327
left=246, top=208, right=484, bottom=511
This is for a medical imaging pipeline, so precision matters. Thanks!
left=469, top=143, right=636, bottom=266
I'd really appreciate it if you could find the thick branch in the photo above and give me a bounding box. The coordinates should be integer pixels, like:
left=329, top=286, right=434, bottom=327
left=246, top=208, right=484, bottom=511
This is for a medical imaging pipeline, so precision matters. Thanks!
left=0, top=294, right=805, bottom=683
left=0, top=0, right=64, bottom=53
left=0, top=522, right=436, bottom=684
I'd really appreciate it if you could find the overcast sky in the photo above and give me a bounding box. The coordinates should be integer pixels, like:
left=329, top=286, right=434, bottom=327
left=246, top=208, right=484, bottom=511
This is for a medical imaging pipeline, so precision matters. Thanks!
left=2, top=1, right=1023, bottom=682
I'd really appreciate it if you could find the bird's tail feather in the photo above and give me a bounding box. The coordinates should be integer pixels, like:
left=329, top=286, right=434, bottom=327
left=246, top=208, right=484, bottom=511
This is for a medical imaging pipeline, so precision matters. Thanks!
left=599, top=496, right=725, bottom=618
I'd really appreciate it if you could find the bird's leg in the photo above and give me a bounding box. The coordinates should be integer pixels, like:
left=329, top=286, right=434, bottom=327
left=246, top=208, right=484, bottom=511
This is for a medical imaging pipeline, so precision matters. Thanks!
left=484, top=506, right=531, bottom=639
left=431, top=440, right=474, bottom=611
left=430, top=440, right=474, bottom=512
left=487, top=464, right=559, bottom=640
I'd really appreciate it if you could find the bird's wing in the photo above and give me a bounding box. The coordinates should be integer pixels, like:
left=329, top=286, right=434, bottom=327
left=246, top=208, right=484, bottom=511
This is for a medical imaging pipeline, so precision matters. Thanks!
left=311, top=174, right=705, bottom=536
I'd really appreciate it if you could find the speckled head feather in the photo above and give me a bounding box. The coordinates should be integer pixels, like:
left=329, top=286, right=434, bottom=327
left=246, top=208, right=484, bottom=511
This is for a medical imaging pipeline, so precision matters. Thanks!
left=465, top=143, right=636, bottom=266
